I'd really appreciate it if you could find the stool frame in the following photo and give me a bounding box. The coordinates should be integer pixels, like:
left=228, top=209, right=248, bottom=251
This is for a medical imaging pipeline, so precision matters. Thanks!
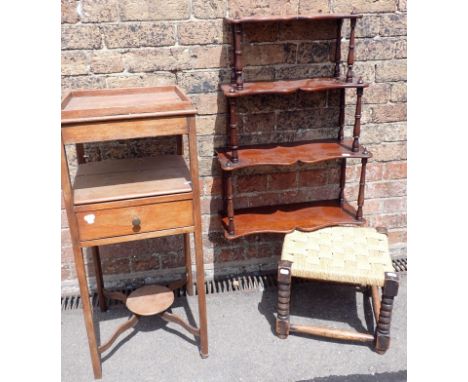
left=276, top=230, right=399, bottom=353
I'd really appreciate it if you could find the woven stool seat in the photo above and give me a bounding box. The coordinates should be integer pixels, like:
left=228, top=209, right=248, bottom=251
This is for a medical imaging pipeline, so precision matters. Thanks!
left=281, top=227, right=394, bottom=287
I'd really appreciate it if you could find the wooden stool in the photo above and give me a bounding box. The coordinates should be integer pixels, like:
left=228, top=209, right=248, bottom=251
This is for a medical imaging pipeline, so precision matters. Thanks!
left=276, top=226, right=399, bottom=353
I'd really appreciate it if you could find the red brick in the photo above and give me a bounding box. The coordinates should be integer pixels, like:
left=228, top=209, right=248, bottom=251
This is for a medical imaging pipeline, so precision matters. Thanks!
left=228, top=0, right=299, bottom=17
left=216, top=246, right=245, bottom=263
left=243, top=44, right=297, bottom=66
left=268, top=172, right=297, bottom=190
left=299, top=169, right=328, bottom=187
left=367, top=180, right=406, bottom=199
left=193, top=0, right=227, bottom=19
left=203, top=176, right=223, bottom=197
left=61, top=25, right=102, bottom=50
left=367, top=213, right=407, bottom=229
left=61, top=0, right=79, bottom=23
left=81, top=0, right=118, bottom=22
left=333, top=0, right=396, bottom=13
left=102, top=258, right=130, bottom=275
left=236, top=174, right=267, bottom=193
left=61, top=210, right=69, bottom=228
left=120, top=0, right=189, bottom=21
left=381, top=197, right=406, bottom=213
left=388, top=229, right=407, bottom=245
left=383, top=161, right=407, bottom=180
left=61, top=229, right=72, bottom=247
left=131, top=255, right=160, bottom=272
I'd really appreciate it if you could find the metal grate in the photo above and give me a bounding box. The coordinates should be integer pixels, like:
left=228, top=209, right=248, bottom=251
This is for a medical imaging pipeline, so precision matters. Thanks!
left=62, top=257, right=407, bottom=311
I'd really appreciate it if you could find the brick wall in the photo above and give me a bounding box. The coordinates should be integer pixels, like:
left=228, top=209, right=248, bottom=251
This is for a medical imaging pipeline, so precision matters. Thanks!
left=61, top=0, right=407, bottom=294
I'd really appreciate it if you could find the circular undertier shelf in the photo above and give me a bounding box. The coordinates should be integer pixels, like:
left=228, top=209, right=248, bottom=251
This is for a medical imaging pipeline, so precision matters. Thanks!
left=126, top=285, right=174, bottom=316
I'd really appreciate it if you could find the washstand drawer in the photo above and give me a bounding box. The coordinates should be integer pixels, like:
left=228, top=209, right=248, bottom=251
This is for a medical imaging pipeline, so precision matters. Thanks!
left=76, top=199, right=193, bottom=242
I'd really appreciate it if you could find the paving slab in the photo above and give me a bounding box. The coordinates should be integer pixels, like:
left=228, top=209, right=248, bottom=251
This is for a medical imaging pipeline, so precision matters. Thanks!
left=62, top=274, right=406, bottom=381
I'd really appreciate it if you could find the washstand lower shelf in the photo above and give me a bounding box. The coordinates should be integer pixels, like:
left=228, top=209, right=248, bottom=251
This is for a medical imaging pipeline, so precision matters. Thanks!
left=98, top=284, right=201, bottom=354
left=221, top=200, right=365, bottom=239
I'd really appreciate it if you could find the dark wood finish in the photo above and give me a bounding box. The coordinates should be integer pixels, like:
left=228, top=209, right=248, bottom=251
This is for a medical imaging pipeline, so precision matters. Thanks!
left=338, top=89, right=345, bottom=140
left=375, top=272, right=399, bottom=354
left=346, top=18, right=357, bottom=82
left=184, top=233, right=194, bottom=296
left=339, top=158, right=347, bottom=205
left=227, top=98, right=239, bottom=163
left=91, top=247, right=107, bottom=312
left=334, top=19, right=343, bottom=78
left=221, top=200, right=364, bottom=239
left=61, top=86, right=208, bottom=378
left=357, top=157, right=368, bottom=221
left=352, top=84, right=364, bottom=151
left=218, top=15, right=370, bottom=240
left=224, top=14, right=362, bottom=24
left=221, top=78, right=368, bottom=97
left=76, top=143, right=86, bottom=164
left=216, top=139, right=371, bottom=171
left=276, top=260, right=292, bottom=339
left=233, top=23, right=243, bottom=90
left=61, top=86, right=194, bottom=124
left=224, top=171, right=235, bottom=235
left=290, top=324, right=375, bottom=342
left=126, top=285, right=174, bottom=316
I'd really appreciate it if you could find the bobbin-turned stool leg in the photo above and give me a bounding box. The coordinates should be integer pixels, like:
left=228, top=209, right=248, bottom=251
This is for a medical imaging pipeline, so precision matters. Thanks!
left=375, top=272, right=399, bottom=354
left=276, top=260, right=292, bottom=339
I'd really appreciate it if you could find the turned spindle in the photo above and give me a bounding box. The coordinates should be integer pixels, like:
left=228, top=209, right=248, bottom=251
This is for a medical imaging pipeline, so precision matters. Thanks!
left=233, top=23, right=243, bottom=90
left=346, top=18, right=356, bottom=82
left=338, top=89, right=345, bottom=140
left=356, top=156, right=367, bottom=221
left=339, top=158, right=346, bottom=205
left=375, top=272, right=399, bottom=354
left=231, top=26, right=236, bottom=86
left=276, top=260, right=292, bottom=339
left=352, top=82, right=363, bottom=152
left=334, top=19, right=343, bottom=78
left=228, top=98, right=239, bottom=163
left=225, top=171, right=235, bottom=235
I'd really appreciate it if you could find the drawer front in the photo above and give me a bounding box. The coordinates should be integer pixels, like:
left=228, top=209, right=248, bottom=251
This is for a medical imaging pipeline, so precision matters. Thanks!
left=77, top=200, right=193, bottom=242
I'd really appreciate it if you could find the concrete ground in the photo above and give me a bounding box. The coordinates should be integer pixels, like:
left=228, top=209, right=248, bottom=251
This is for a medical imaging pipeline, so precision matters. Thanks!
left=62, top=274, right=406, bottom=382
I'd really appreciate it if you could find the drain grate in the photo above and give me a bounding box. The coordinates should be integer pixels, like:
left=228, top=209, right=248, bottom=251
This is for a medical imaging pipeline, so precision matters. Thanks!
left=62, top=257, right=407, bottom=311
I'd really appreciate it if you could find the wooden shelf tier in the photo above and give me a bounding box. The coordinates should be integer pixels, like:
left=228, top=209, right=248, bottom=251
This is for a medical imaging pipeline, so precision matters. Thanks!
left=224, top=13, right=362, bottom=24
left=221, top=78, right=368, bottom=97
left=73, top=155, right=192, bottom=205
left=221, top=200, right=364, bottom=239
left=217, top=139, right=371, bottom=171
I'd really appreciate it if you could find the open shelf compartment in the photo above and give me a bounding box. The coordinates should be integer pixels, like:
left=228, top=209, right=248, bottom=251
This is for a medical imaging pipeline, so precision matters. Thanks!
left=221, top=200, right=364, bottom=239
left=217, top=139, right=371, bottom=171
left=221, top=78, right=368, bottom=97
left=73, top=155, right=192, bottom=205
